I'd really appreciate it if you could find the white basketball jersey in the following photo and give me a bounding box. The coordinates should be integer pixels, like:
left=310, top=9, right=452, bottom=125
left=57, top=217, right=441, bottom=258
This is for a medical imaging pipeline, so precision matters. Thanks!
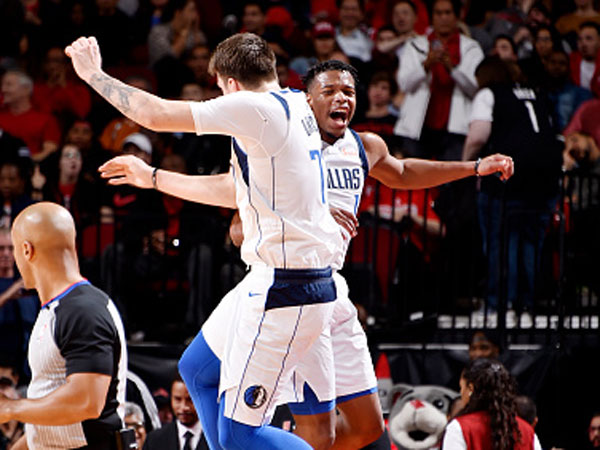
left=322, top=129, right=369, bottom=270
left=190, top=89, right=341, bottom=269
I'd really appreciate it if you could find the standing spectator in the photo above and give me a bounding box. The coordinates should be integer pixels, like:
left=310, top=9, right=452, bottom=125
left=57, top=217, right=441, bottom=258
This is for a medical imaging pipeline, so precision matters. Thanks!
left=394, top=0, right=484, bottom=160
left=556, top=0, right=600, bottom=41
left=589, top=413, right=600, bottom=449
left=546, top=49, right=593, bottom=131
left=143, top=373, right=208, bottom=449
left=442, top=359, right=541, bottom=450
left=463, top=57, right=562, bottom=323
left=88, top=0, right=135, bottom=67
left=336, top=0, right=373, bottom=65
left=290, top=22, right=348, bottom=78
left=124, top=402, right=148, bottom=450
left=570, top=22, right=600, bottom=97
left=32, top=47, right=91, bottom=123
left=147, top=0, right=206, bottom=68
left=0, top=70, right=61, bottom=162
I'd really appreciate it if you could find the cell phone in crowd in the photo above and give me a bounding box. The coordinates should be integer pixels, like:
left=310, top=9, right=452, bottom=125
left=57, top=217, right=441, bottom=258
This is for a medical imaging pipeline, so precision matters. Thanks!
left=116, top=428, right=138, bottom=450
left=431, top=39, right=443, bottom=51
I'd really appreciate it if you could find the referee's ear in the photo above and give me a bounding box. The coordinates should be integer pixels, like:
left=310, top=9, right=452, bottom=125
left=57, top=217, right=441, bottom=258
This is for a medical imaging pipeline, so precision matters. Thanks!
left=23, top=241, right=34, bottom=261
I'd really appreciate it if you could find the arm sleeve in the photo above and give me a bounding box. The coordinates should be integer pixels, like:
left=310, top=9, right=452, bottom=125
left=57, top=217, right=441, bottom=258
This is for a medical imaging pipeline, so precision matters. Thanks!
left=442, top=419, right=467, bottom=450
left=398, top=38, right=429, bottom=93
left=188, top=91, right=288, bottom=157
left=469, top=88, right=494, bottom=123
left=54, top=302, right=117, bottom=376
left=533, top=433, right=542, bottom=450
left=451, top=41, right=484, bottom=98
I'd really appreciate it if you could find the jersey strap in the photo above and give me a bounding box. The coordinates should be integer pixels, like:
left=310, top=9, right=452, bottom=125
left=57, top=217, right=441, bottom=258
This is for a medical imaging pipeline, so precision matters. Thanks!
left=232, top=138, right=249, bottom=185
left=349, top=129, right=369, bottom=179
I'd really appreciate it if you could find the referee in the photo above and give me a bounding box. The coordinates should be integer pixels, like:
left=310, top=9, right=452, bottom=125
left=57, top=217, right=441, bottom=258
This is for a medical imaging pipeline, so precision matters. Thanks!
left=0, top=202, right=128, bottom=450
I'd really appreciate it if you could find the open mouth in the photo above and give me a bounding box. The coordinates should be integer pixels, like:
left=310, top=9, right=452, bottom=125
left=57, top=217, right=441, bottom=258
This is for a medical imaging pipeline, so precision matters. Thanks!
left=329, top=110, right=348, bottom=126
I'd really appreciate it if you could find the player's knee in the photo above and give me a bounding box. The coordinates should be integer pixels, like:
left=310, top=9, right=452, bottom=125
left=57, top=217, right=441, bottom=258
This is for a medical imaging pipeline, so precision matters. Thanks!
left=178, top=331, right=220, bottom=388
left=294, top=414, right=335, bottom=450
left=355, top=415, right=385, bottom=446
left=309, top=425, right=335, bottom=450
left=217, top=416, right=253, bottom=450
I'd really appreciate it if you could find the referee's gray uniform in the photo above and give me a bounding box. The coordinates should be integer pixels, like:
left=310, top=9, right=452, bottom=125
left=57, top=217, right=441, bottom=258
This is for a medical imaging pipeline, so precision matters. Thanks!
left=26, top=280, right=127, bottom=449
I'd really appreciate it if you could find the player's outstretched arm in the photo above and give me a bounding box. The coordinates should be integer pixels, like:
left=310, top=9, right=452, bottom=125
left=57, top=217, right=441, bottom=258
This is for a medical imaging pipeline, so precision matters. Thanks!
left=363, top=132, right=514, bottom=189
left=99, top=155, right=237, bottom=208
left=0, top=373, right=111, bottom=426
left=65, top=37, right=195, bottom=133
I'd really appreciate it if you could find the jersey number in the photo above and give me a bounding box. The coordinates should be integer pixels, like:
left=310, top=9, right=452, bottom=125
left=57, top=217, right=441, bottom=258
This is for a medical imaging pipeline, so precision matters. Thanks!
left=524, top=101, right=540, bottom=133
left=310, top=150, right=325, bottom=204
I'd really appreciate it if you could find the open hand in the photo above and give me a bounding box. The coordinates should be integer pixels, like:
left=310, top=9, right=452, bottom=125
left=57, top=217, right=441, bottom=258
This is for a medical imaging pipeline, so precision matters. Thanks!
left=330, top=207, right=358, bottom=238
left=98, top=155, right=154, bottom=189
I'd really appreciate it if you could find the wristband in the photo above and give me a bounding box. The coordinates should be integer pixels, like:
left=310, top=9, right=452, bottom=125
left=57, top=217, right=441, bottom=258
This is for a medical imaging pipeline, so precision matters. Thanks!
left=152, top=167, right=159, bottom=189
left=474, top=158, right=482, bottom=177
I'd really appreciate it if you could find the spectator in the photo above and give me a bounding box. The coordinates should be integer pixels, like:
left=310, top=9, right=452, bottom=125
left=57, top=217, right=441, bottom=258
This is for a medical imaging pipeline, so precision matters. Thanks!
left=569, top=22, right=600, bottom=97
left=240, top=2, right=288, bottom=59
left=32, top=46, right=92, bottom=123
left=143, top=373, right=208, bottom=449
left=182, top=44, right=216, bottom=93
left=290, top=22, right=348, bottom=78
left=589, top=413, right=600, bottom=449
left=64, top=119, right=112, bottom=187
left=563, top=130, right=600, bottom=172
left=463, top=57, right=562, bottom=324
left=88, top=0, right=134, bottom=66
left=147, top=0, right=206, bottom=68
left=394, top=0, right=484, bottom=160
left=0, top=373, right=23, bottom=449
left=564, top=98, right=600, bottom=167
left=492, top=34, right=518, bottom=62
left=0, top=160, right=34, bottom=228
left=336, top=0, right=373, bottom=64
left=442, top=359, right=541, bottom=450
left=375, top=0, right=418, bottom=57
left=462, top=0, right=493, bottom=55
left=122, top=132, right=153, bottom=165
left=556, top=0, right=600, bottom=40
left=0, top=70, right=61, bottom=162
left=124, top=401, right=148, bottom=450
left=351, top=71, right=399, bottom=140
left=545, top=49, right=593, bottom=131
left=468, top=330, right=501, bottom=361
left=515, top=395, right=538, bottom=428
left=520, top=25, right=558, bottom=87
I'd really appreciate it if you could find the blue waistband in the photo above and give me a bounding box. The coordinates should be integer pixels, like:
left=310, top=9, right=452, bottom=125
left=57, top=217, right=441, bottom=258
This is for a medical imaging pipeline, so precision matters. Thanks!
left=273, top=267, right=332, bottom=281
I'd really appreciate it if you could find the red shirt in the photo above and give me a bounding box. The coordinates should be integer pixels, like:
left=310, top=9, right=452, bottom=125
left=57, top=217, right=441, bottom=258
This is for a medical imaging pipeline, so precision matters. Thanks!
left=424, top=31, right=461, bottom=130
left=0, top=108, right=61, bottom=155
left=563, top=98, right=600, bottom=146
left=569, top=51, right=600, bottom=98
left=456, top=411, right=536, bottom=450
left=32, top=82, right=92, bottom=119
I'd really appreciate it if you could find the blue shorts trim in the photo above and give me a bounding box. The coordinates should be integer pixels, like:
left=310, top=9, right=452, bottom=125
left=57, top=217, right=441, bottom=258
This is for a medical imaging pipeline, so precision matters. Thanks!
left=336, top=387, right=378, bottom=405
left=265, top=268, right=336, bottom=311
left=287, top=383, right=335, bottom=416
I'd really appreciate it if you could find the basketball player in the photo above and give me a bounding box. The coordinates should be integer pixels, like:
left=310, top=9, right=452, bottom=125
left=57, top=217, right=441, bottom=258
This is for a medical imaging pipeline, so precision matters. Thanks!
left=98, top=59, right=513, bottom=449
left=67, top=34, right=341, bottom=450
left=0, top=202, right=127, bottom=450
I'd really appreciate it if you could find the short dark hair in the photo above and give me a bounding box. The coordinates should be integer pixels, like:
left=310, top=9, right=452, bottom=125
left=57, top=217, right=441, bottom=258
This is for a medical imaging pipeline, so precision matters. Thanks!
left=515, top=395, right=537, bottom=426
left=161, top=0, right=192, bottom=24
left=243, top=1, right=266, bottom=15
left=369, top=70, right=398, bottom=96
left=392, top=0, right=417, bottom=15
left=431, top=0, right=460, bottom=18
left=209, top=33, right=277, bottom=89
left=580, top=21, right=600, bottom=35
left=303, top=60, right=359, bottom=90
left=494, top=34, right=517, bottom=56
left=475, top=56, right=514, bottom=88
left=336, top=0, right=365, bottom=12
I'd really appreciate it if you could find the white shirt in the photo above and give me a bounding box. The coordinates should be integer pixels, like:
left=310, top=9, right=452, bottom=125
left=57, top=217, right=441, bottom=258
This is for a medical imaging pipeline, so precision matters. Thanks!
left=580, top=59, right=596, bottom=90
left=469, top=88, right=495, bottom=123
left=336, top=27, right=373, bottom=62
left=176, top=420, right=203, bottom=450
left=189, top=89, right=342, bottom=269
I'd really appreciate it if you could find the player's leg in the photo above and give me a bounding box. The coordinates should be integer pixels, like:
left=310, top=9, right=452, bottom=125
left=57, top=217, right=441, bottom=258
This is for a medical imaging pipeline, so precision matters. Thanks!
left=288, top=383, right=336, bottom=449
left=332, top=392, right=384, bottom=450
left=178, top=331, right=223, bottom=450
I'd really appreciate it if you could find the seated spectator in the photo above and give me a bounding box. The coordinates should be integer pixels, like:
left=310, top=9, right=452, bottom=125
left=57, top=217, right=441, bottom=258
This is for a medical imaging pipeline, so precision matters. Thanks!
left=290, top=22, right=348, bottom=78
left=569, top=22, right=600, bottom=97
left=394, top=0, right=484, bottom=161
left=239, top=2, right=289, bottom=60
left=351, top=71, right=399, bottom=141
left=492, top=34, right=518, bottom=62
left=556, top=0, right=600, bottom=44
left=336, top=0, right=373, bottom=65
left=369, top=25, right=400, bottom=75
left=375, top=0, right=418, bottom=57
left=0, top=70, right=61, bottom=162
left=0, top=160, right=34, bottom=228
left=564, top=98, right=600, bottom=159
left=519, top=25, right=559, bottom=86
left=32, top=46, right=91, bottom=124
left=545, top=49, right=593, bottom=132
left=442, top=359, right=541, bottom=449
left=276, top=57, right=304, bottom=90
left=64, top=119, right=112, bottom=187
left=147, top=0, right=206, bottom=68
left=515, top=395, right=538, bottom=428
left=143, top=373, right=208, bottom=449
left=124, top=402, right=148, bottom=450
left=468, top=330, right=501, bottom=361
left=182, top=44, right=217, bottom=95
left=589, top=413, right=600, bottom=449
left=563, top=131, right=600, bottom=172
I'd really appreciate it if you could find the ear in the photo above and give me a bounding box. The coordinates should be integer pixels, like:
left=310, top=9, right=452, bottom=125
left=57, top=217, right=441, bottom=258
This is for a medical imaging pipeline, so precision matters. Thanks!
left=227, top=77, right=241, bottom=92
left=305, top=92, right=313, bottom=106
left=23, top=241, right=34, bottom=261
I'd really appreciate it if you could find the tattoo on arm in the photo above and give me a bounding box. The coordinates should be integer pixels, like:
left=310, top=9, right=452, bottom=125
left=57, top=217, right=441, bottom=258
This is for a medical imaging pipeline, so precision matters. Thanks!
left=89, top=73, right=145, bottom=115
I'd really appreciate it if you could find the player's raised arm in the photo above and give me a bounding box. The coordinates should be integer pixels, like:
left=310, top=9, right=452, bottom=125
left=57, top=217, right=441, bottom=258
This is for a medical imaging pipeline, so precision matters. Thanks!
left=65, top=37, right=195, bottom=133
left=99, top=155, right=237, bottom=208
left=364, top=132, right=514, bottom=189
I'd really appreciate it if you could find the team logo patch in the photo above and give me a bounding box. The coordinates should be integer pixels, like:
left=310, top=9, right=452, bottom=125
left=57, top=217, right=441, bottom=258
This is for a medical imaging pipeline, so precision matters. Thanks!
left=244, top=385, right=268, bottom=409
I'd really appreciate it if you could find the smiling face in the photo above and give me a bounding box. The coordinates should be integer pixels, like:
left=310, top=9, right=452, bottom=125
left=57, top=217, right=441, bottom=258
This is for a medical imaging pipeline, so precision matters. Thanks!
left=307, top=70, right=356, bottom=142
